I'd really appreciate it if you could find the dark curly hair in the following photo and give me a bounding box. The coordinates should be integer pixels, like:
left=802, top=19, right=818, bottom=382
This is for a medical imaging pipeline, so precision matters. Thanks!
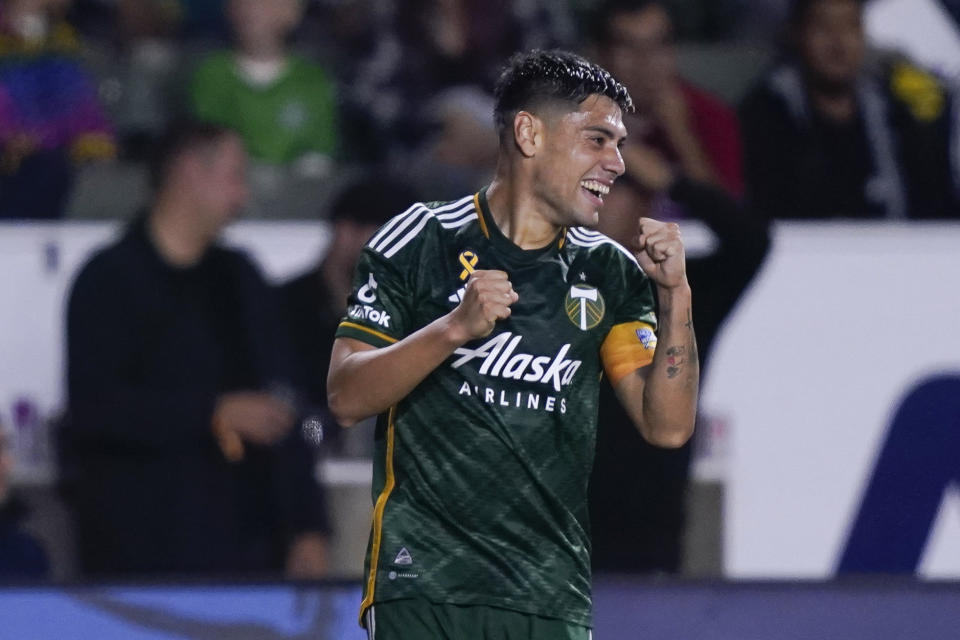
left=493, top=49, right=633, bottom=137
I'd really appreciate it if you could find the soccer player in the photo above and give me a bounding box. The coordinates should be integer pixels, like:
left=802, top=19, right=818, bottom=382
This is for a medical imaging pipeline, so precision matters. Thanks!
left=327, top=49, right=698, bottom=640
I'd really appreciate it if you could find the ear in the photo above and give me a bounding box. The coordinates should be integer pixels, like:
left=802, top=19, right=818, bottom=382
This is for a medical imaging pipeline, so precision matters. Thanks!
left=513, top=111, right=542, bottom=158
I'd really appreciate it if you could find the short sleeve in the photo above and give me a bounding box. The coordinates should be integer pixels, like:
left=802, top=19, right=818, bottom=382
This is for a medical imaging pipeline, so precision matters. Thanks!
left=335, top=245, right=413, bottom=348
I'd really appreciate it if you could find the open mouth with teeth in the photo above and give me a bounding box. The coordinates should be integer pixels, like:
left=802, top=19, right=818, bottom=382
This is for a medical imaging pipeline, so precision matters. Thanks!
left=581, top=179, right=610, bottom=202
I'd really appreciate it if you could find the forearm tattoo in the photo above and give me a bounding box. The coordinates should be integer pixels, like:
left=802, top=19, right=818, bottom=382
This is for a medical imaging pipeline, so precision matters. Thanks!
left=664, top=309, right=697, bottom=380
left=665, top=346, right=686, bottom=379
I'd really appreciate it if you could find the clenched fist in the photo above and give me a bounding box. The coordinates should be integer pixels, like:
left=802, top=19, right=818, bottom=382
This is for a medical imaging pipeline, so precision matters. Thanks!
left=636, top=217, right=687, bottom=289
left=450, top=270, right=518, bottom=340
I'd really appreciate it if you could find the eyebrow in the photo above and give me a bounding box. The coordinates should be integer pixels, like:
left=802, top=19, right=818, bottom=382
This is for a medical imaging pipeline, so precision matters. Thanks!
left=584, top=125, right=627, bottom=143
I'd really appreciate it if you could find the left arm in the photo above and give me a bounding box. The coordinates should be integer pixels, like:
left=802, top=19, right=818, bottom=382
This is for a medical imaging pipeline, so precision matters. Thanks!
left=614, top=219, right=699, bottom=448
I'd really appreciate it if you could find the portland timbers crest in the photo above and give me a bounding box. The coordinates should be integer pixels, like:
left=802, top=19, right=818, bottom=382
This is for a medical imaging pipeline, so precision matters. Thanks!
left=565, top=284, right=605, bottom=331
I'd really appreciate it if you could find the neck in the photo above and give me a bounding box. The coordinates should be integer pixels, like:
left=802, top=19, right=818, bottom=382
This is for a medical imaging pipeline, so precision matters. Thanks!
left=485, top=172, right=562, bottom=250
left=148, top=195, right=212, bottom=267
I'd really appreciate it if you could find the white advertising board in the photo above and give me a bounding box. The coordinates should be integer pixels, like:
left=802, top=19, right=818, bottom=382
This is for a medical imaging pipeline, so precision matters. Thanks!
left=701, top=222, right=960, bottom=578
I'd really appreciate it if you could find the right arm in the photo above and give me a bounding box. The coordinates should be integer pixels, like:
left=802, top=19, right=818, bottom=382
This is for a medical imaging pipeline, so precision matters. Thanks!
left=327, top=270, right=517, bottom=426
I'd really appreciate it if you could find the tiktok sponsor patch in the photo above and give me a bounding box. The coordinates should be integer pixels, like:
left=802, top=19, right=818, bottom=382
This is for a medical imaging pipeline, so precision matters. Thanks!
left=347, top=304, right=391, bottom=328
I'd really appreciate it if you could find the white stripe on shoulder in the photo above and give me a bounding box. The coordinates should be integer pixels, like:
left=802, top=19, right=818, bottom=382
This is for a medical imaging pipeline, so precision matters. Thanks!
left=377, top=196, right=478, bottom=257
left=570, top=227, right=604, bottom=239
left=368, top=203, right=425, bottom=249
left=568, top=227, right=640, bottom=268
left=372, top=206, right=430, bottom=253
left=436, top=201, right=478, bottom=228
left=383, top=211, right=435, bottom=258
left=440, top=214, right=477, bottom=230
left=423, top=195, right=474, bottom=221
left=373, top=196, right=476, bottom=256
left=568, top=226, right=606, bottom=240
left=368, top=195, right=474, bottom=251
left=433, top=194, right=475, bottom=216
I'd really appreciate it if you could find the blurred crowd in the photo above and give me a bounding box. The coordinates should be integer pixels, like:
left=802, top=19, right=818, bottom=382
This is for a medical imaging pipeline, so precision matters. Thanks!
left=0, top=0, right=955, bottom=222
left=1, top=0, right=959, bottom=583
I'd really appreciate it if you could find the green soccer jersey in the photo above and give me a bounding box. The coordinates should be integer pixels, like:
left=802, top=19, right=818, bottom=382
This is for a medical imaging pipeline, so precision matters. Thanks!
left=191, top=52, right=337, bottom=164
left=336, top=188, right=657, bottom=628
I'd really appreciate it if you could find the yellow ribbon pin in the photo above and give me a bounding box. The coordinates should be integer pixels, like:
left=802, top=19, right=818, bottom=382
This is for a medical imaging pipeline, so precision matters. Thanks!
left=458, top=251, right=478, bottom=280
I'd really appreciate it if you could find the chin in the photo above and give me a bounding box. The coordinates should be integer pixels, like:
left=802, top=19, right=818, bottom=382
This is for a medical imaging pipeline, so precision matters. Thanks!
left=570, top=210, right=599, bottom=229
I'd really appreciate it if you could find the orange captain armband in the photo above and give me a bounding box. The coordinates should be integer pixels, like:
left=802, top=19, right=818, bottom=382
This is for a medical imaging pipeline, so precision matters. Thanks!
left=600, top=321, right=657, bottom=385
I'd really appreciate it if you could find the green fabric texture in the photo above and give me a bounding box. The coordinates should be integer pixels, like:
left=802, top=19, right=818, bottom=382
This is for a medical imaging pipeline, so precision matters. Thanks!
left=366, top=598, right=592, bottom=640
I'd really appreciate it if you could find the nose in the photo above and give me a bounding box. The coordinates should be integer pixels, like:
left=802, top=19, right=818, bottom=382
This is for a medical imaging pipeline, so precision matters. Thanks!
left=605, top=144, right=626, bottom=178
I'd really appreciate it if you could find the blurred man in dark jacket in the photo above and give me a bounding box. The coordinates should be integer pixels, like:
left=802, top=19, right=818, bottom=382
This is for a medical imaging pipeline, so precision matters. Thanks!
left=62, top=121, right=329, bottom=578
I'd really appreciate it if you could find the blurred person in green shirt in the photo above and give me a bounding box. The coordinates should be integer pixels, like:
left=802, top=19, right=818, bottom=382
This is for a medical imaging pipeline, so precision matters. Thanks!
left=190, top=0, right=337, bottom=168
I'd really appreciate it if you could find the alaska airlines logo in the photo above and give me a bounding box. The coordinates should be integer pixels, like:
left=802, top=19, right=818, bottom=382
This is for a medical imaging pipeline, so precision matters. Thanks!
left=565, top=284, right=605, bottom=331
left=451, top=332, right=582, bottom=392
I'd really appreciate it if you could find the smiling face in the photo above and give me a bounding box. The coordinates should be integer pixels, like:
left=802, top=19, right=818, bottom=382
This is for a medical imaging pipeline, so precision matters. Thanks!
left=529, top=94, right=627, bottom=228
